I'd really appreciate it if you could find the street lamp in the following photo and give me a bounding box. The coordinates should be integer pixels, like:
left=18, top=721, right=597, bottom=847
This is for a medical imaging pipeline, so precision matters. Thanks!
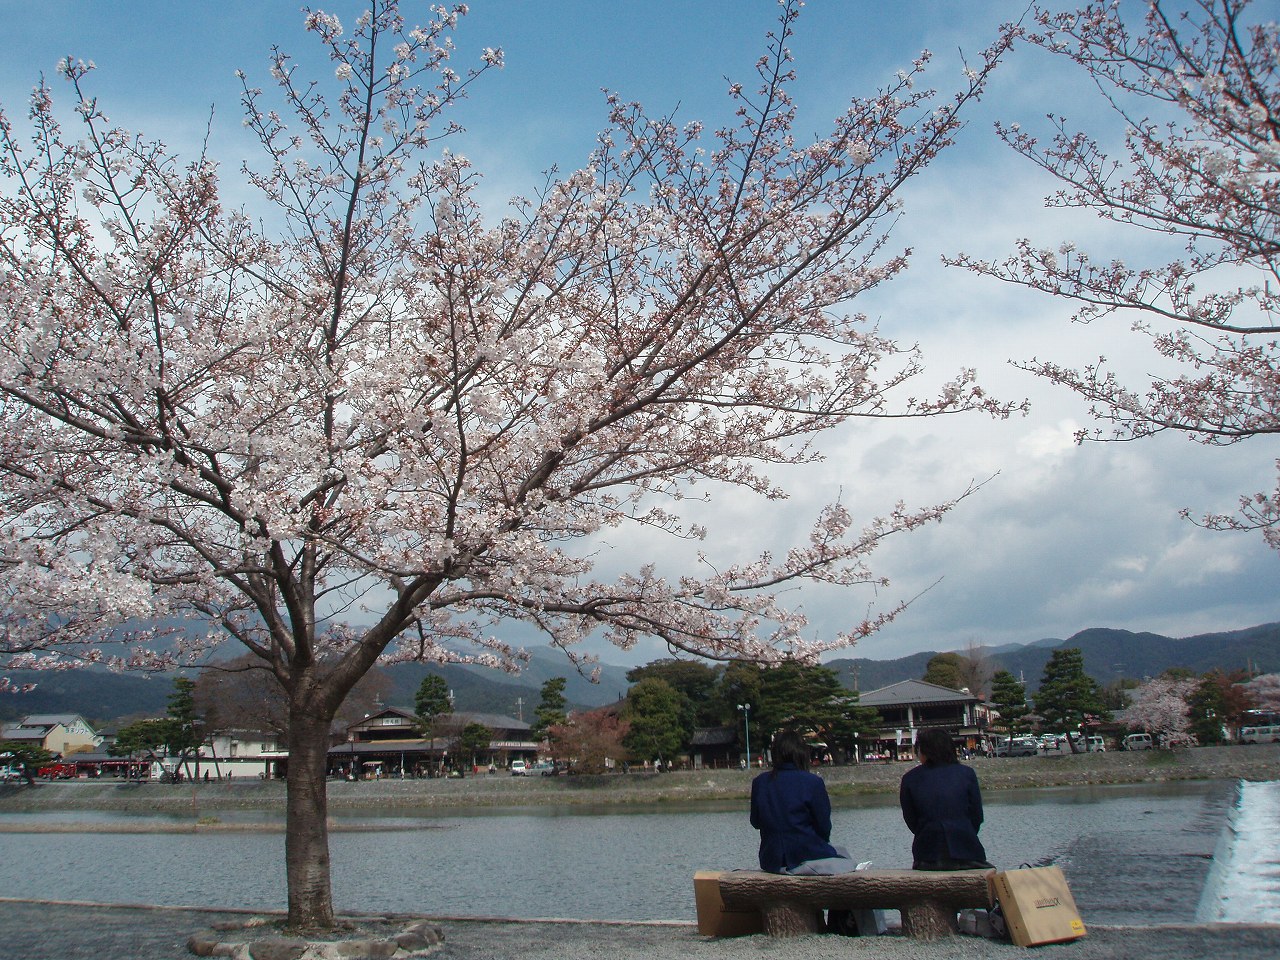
left=737, top=703, right=752, bottom=770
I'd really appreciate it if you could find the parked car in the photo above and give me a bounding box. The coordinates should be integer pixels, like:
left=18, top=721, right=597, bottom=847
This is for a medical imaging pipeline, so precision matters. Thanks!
left=994, top=737, right=1039, bottom=757
left=0, top=765, right=24, bottom=782
left=509, top=760, right=531, bottom=776
left=1122, top=733, right=1154, bottom=751
left=1239, top=725, right=1280, bottom=744
left=1086, top=736, right=1107, bottom=752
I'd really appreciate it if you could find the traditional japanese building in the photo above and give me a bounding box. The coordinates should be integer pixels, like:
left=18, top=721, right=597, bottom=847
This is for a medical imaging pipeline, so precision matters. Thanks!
left=857, top=680, right=990, bottom=758
left=327, top=706, right=537, bottom=778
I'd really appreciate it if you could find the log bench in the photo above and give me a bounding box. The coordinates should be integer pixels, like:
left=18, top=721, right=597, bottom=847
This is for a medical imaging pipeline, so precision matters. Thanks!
left=717, top=868, right=994, bottom=940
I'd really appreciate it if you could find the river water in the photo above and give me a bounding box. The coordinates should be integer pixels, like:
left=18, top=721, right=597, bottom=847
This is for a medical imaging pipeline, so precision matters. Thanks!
left=0, top=781, right=1246, bottom=923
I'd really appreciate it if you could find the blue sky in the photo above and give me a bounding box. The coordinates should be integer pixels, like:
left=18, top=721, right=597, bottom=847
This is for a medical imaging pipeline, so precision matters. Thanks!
left=2, top=1, right=1278, bottom=667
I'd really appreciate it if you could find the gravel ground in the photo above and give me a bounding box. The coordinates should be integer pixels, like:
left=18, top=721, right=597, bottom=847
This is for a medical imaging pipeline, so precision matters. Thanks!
left=1, top=902, right=1279, bottom=960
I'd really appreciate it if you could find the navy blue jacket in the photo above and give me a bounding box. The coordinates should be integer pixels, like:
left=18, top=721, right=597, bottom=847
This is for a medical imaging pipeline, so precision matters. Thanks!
left=749, top=763, right=840, bottom=873
left=899, top=761, right=987, bottom=866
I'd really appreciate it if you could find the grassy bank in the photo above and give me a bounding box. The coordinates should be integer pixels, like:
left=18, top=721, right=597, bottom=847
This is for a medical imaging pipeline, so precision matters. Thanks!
left=1, top=744, right=1275, bottom=823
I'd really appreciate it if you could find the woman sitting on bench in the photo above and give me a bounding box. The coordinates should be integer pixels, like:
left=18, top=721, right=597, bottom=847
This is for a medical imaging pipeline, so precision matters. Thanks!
left=749, top=729, right=844, bottom=874
left=899, top=728, right=994, bottom=871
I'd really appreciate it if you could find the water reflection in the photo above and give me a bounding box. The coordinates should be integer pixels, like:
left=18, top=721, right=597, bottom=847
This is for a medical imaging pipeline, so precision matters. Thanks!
left=0, top=781, right=1227, bottom=923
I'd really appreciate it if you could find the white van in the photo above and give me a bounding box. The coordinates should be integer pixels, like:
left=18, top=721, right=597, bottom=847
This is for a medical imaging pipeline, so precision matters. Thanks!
left=1239, top=725, right=1280, bottom=744
left=1122, top=733, right=1153, bottom=751
left=1086, top=736, right=1107, bottom=752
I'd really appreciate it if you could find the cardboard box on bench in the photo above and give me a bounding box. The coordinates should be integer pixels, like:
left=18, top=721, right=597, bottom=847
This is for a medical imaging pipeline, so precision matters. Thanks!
left=693, top=871, right=763, bottom=937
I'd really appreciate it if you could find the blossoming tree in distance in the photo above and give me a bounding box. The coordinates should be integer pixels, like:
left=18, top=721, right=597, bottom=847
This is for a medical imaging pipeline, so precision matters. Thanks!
left=950, top=0, right=1280, bottom=544
left=0, top=1, right=1017, bottom=927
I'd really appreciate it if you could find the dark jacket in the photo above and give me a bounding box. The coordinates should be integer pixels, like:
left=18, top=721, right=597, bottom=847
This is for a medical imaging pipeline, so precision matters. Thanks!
left=749, top=763, right=840, bottom=873
left=899, top=761, right=987, bottom=866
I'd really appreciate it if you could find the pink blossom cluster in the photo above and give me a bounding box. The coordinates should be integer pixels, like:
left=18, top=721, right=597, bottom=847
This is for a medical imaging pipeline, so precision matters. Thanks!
left=948, top=0, right=1280, bottom=546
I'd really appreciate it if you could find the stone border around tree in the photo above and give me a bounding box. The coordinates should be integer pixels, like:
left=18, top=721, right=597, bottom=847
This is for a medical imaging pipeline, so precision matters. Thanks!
left=187, top=915, right=444, bottom=959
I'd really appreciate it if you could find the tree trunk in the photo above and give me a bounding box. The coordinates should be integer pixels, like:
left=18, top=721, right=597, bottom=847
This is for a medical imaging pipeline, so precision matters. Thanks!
left=284, top=707, right=337, bottom=929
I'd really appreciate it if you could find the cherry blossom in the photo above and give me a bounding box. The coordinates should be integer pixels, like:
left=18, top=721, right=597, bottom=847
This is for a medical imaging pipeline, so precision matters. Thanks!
left=948, top=0, right=1280, bottom=545
left=0, top=0, right=1016, bottom=928
left=1242, top=672, right=1280, bottom=713
left=1126, top=676, right=1197, bottom=746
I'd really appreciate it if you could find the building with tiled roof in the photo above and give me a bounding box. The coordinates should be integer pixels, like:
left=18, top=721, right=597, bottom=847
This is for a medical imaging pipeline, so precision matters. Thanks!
left=857, top=680, right=990, bottom=758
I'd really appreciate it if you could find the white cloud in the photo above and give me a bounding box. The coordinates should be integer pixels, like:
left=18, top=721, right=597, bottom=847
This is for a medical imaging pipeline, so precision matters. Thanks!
left=3, top=1, right=1276, bottom=671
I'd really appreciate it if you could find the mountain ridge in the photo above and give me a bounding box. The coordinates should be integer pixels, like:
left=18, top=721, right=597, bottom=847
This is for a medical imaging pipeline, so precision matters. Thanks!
left=827, top=622, right=1280, bottom=694
left=3, top=622, right=1277, bottom=725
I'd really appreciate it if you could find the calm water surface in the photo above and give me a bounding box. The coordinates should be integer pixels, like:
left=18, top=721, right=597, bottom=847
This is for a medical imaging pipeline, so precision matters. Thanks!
left=0, top=781, right=1230, bottom=922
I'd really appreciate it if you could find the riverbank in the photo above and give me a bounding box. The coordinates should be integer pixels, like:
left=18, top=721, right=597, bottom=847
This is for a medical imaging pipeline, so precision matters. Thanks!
left=0, top=744, right=1275, bottom=819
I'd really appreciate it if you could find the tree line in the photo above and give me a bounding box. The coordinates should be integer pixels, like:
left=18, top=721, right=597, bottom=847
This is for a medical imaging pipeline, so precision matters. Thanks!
left=529, top=659, right=879, bottom=770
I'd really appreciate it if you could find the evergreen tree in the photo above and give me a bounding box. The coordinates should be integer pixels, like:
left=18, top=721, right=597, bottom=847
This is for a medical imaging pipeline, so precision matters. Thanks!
left=0, top=741, right=53, bottom=785
left=921, top=652, right=967, bottom=691
left=626, top=659, right=721, bottom=727
left=531, top=677, right=569, bottom=742
left=828, top=693, right=882, bottom=761
left=1198, top=669, right=1257, bottom=741
left=166, top=676, right=206, bottom=778
left=757, top=660, right=847, bottom=743
left=623, top=677, right=687, bottom=764
left=989, top=670, right=1030, bottom=747
left=109, top=718, right=176, bottom=767
left=414, top=674, right=452, bottom=734
left=708, top=660, right=765, bottom=730
left=1187, top=675, right=1228, bottom=745
left=1035, top=648, right=1110, bottom=753
left=458, top=723, right=493, bottom=771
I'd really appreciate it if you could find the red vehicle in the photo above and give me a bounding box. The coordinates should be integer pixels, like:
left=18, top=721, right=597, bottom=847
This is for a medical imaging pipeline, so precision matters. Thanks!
left=37, top=763, right=78, bottom=780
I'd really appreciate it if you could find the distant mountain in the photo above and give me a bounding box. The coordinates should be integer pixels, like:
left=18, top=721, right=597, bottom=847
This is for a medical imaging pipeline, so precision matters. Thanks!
left=0, top=669, right=173, bottom=726
left=829, top=622, right=1280, bottom=694
left=1, top=645, right=631, bottom=728
left=378, top=648, right=629, bottom=720
left=5, top=624, right=1277, bottom=726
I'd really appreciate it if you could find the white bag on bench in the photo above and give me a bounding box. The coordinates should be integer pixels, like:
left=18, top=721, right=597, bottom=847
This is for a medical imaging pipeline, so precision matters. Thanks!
left=785, top=854, right=889, bottom=935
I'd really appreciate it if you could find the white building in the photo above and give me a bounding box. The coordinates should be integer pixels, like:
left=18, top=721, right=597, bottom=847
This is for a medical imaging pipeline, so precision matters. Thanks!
left=201, top=729, right=287, bottom=779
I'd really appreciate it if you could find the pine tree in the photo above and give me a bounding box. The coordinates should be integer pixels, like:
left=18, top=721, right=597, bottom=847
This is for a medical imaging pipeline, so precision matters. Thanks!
left=531, top=677, right=569, bottom=742
left=414, top=674, right=452, bottom=734
left=1187, top=676, right=1228, bottom=745
left=922, top=653, right=967, bottom=691
left=1035, top=648, right=1110, bottom=753
left=623, top=677, right=687, bottom=764
left=166, top=676, right=205, bottom=778
left=989, top=670, right=1030, bottom=749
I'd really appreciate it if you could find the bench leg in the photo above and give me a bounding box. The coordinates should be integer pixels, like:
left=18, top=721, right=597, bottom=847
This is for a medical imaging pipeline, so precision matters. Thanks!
left=899, top=901, right=958, bottom=940
left=759, top=902, right=824, bottom=937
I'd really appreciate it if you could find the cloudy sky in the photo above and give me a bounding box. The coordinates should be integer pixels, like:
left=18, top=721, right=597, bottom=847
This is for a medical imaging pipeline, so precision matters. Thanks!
left=2, top=1, right=1276, bottom=667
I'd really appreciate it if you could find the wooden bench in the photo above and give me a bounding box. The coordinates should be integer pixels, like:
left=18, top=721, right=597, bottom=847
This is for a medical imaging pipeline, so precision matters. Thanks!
left=718, top=868, right=993, bottom=940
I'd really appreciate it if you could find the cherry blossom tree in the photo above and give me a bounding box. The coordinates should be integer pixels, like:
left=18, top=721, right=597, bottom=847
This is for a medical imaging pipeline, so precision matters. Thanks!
left=1126, top=675, right=1197, bottom=746
left=0, top=1, right=1017, bottom=927
left=1242, top=672, right=1280, bottom=713
left=949, top=0, right=1280, bottom=543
